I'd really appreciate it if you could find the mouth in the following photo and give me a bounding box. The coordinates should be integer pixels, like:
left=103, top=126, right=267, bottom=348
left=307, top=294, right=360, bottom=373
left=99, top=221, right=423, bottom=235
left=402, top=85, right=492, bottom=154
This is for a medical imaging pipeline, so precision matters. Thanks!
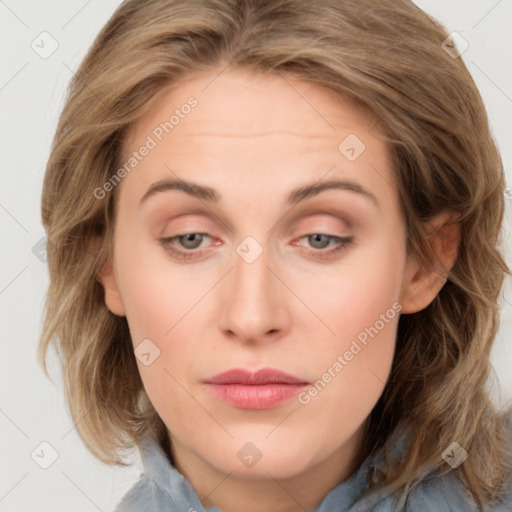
left=203, top=368, right=310, bottom=410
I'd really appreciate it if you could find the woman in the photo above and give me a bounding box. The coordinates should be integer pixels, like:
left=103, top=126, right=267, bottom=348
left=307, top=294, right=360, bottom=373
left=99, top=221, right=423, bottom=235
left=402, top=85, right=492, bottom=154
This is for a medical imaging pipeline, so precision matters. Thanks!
left=39, top=1, right=512, bottom=510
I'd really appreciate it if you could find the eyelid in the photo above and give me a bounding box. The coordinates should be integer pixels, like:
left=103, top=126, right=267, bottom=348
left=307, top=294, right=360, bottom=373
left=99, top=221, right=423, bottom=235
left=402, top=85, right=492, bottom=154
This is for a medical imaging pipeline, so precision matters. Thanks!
left=284, top=210, right=354, bottom=235
left=150, top=203, right=357, bottom=234
left=158, top=212, right=353, bottom=244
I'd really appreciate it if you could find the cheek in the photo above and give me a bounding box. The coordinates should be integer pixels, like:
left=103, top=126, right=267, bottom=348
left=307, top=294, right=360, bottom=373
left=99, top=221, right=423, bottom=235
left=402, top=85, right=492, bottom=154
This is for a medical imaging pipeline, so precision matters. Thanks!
left=302, top=273, right=399, bottom=392
left=302, top=233, right=404, bottom=342
left=112, top=229, right=203, bottom=342
left=115, top=257, right=206, bottom=422
left=295, top=235, right=403, bottom=410
left=294, top=289, right=399, bottom=454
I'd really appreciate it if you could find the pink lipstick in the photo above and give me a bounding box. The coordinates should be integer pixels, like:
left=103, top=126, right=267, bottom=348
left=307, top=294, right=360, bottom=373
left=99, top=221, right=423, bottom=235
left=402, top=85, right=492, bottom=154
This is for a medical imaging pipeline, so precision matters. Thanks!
left=203, top=368, right=309, bottom=410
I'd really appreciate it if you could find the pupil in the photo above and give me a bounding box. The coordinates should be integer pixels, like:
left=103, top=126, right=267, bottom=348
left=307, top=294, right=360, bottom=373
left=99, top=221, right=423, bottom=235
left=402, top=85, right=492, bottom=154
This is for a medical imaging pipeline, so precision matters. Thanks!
left=183, top=234, right=201, bottom=248
left=311, top=234, right=328, bottom=248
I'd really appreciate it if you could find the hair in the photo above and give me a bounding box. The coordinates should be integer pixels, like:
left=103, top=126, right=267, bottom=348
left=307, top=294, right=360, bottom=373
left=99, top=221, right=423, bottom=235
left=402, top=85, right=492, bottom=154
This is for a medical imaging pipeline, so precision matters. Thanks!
left=38, top=0, right=511, bottom=509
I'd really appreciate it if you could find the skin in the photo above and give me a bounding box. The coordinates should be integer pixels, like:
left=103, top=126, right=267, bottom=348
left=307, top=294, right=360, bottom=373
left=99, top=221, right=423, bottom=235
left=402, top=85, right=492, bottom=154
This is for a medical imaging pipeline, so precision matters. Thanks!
left=99, top=66, right=460, bottom=512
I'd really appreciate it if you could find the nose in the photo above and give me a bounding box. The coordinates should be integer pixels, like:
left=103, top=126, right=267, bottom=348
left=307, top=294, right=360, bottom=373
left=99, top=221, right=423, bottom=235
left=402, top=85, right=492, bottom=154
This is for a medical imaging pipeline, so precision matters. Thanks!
left=217, top=238, right=289, bottom=345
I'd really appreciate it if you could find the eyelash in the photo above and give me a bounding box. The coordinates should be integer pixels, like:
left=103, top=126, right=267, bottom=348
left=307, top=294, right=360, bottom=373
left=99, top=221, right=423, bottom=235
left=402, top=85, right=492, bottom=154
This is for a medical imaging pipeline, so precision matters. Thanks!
left=159, top=233, right=355, bottom=261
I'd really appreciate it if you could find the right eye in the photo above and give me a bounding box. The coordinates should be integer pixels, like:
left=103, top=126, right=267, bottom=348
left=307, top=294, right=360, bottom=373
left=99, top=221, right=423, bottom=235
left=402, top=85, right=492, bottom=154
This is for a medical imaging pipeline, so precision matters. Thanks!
left=159, top=232, right=214, bottom=260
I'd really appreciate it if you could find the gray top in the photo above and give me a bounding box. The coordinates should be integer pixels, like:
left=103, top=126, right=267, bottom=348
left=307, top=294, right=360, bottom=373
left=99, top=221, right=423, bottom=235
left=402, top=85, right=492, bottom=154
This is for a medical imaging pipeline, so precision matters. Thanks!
left=114, top=424, right=512, bottom=511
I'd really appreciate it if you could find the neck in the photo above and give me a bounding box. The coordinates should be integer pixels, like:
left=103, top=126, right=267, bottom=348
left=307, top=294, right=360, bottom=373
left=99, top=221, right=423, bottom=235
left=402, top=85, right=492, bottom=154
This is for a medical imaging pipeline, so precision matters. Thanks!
left=168, top=427, right=365, bottom=512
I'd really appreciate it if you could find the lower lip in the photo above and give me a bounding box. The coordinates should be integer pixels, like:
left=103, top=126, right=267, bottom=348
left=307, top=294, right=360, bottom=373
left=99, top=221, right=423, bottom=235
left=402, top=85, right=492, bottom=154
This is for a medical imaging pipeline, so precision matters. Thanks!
left=205, top=383, right=307, bottom=410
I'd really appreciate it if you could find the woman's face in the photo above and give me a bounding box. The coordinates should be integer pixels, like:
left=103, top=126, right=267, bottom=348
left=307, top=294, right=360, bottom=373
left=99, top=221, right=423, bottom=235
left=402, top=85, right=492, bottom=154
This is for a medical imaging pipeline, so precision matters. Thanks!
left=102, top=67, right=415, bottom=482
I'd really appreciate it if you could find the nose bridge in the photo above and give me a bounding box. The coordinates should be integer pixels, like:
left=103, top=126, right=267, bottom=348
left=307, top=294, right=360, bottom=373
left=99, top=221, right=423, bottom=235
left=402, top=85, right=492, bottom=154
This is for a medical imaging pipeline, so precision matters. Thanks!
left=232, top=234, right=275, bottom=309
left=218, top=234, right=286, bottom=340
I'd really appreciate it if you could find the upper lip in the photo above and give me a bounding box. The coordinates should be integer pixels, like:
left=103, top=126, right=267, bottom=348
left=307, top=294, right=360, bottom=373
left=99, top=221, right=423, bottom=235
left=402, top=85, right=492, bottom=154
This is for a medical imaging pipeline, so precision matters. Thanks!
left=203, top=368, right=310, bottom=385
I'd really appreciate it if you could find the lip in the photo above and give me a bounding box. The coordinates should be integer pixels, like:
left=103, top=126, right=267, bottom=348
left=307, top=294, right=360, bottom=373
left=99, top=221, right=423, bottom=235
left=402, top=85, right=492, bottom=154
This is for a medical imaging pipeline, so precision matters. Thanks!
left=203, top=368, right=310, bottom=410
left=204, top=368, right=308, bottom=385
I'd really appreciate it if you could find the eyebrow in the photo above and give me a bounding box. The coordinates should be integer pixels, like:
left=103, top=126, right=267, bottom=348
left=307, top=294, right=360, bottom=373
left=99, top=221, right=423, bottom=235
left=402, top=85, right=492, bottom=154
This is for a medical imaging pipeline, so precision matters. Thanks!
left=140, top=177, right=380, bottom=209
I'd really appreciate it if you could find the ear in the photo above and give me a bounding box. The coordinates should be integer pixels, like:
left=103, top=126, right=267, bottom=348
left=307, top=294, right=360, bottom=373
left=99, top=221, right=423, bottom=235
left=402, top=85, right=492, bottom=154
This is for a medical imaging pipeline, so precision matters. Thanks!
left=98, top=263, right=126, bottom=317
left=399, top=210, right=461, bottom=314
left=90, top=237, right=126, bottom=317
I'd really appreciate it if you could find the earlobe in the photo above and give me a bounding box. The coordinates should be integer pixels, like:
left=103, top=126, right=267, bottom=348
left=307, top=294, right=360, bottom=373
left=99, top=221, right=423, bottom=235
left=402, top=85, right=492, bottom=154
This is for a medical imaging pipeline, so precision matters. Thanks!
left=89, top=236, right=126, bottom=317
left=399, top=211, right=461, bottom=314
left=98, top=263, right=126, bottom=317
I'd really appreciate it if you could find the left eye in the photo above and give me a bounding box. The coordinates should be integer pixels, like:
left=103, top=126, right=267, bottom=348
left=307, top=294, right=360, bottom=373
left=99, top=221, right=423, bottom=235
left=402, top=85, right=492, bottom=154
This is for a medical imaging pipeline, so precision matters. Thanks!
left=299, top=233, right=341, bottom=250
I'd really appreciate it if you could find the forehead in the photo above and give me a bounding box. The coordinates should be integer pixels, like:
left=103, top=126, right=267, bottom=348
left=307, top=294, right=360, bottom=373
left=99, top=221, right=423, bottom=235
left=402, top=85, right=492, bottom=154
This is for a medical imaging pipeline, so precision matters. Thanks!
left=118, top=66, right=396, bottom=212
left=125, top=67, right=381, bottom=148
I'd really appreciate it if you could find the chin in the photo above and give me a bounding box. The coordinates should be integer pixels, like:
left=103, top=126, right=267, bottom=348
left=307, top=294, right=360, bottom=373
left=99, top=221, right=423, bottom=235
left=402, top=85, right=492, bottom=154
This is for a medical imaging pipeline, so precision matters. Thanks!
left=205, top=437, right=318, bottom=480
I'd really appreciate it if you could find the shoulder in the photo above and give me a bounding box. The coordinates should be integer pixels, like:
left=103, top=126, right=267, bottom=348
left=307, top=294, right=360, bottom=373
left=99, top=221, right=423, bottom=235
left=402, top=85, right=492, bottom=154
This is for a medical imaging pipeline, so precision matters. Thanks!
left=363, top=469, right=512, bottom=512
left=361, top=411, right=512, bottom=512
left=412, top=468, right=512, bottom=512
left=114, top=475, right=171, bottom=512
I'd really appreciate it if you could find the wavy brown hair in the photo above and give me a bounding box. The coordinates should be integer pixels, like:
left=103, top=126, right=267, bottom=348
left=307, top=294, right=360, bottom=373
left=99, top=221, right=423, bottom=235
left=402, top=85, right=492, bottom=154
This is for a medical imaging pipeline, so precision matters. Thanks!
left=38, top=0, right=511, bottom=508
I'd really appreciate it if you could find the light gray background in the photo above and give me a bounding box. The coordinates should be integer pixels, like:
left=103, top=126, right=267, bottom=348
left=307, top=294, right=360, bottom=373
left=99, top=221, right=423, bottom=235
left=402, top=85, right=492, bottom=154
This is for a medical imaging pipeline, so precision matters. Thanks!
left=1, top=1, right=511, bottom=510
